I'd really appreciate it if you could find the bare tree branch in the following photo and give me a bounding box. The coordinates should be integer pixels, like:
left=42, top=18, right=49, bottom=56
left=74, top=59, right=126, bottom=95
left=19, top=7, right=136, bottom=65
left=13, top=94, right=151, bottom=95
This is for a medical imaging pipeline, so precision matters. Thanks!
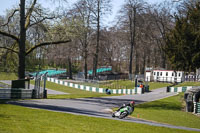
left=0, top=9, right=19, bottom=27
left=26, top=39, right=72, bottom=55
left=0, top=46, right=18, bottom=54
left=0, top=30, right=19, bottom=42
left=29, top=16, right=55, bottom=27
left=25, top=0, right=37, bottom=29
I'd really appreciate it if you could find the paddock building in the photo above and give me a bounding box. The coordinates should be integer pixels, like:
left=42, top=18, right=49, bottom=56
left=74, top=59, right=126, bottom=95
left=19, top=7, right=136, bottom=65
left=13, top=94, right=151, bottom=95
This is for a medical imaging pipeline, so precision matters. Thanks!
left=145, top=69, right=184, bottom=83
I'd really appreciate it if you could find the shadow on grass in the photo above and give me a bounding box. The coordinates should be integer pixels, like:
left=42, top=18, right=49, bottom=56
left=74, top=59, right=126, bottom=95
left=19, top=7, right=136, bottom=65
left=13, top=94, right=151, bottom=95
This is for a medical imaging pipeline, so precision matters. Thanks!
left=0, top=99, right=19, bottom=104
left=0, top=114, right=13, bottom=119
left=136, top=100, right=182, bottom=111
left=0, top=99, right=10, bottom=104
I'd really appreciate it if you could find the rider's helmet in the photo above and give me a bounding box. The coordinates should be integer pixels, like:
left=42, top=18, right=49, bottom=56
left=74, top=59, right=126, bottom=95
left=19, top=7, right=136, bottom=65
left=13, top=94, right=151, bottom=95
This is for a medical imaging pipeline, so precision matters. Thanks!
left=130, top=101, right=135, bottom=107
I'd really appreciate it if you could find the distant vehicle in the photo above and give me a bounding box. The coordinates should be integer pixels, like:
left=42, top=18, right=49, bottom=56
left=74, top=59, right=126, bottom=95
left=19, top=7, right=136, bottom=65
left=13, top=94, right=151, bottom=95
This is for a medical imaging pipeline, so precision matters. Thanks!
left=25, top=72, right=34, bottom=79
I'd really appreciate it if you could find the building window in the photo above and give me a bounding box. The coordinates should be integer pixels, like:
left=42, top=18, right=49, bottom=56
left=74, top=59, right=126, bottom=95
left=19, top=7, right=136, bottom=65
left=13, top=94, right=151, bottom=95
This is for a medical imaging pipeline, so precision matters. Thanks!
left=160, top=72, right=162, bottom=76
left=154, top=72, right=156, bottom=76
left=172, top=73, right=174, bottom=76
left=166, top=72, right=168, bottom=76
left=179, top=73, right=181, bottom=77
left=157, top=72, right=159, bottom=76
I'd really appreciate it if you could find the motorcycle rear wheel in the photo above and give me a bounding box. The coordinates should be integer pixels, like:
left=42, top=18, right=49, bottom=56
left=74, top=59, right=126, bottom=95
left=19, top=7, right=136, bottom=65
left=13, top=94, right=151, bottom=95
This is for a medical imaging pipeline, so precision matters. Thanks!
left=119, top=111, right=128, bottom=119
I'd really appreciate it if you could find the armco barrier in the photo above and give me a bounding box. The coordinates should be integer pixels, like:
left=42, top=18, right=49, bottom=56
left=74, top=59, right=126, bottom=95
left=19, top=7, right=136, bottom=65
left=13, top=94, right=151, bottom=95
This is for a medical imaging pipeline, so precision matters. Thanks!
left=197, top=103, right=200, bottom=114
left=0, top=88, right=33, bottom=99
left=167, top=86, right=193, bottom=93
left=47, top=78, right=144, bottom=94
left=0, top=89, right=11, bottom=99
left=11, top=89, right=33, bottom=99
left=194, top=102, right=200, bottom=114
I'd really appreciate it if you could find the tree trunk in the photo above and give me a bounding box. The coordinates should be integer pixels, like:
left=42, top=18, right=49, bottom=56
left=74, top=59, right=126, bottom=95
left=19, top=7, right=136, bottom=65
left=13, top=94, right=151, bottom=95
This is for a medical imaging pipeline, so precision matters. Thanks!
left=154, top=49, right=158, bottom=68
left=93, top=0, right=100, bottom=79
left=67, top=57, right=72, bottom=80
left=18, top=0, right=26, bottom=79
left=84, top=51, right=88, bottom=79
left=142, top=51, right=146, bottom=74
left=135, top=49, right=139, bottom=75
left=147, top=49, right=151, bottom=68
left=129, top=7, right=136, bottom=79
left=84, top=28, right=88, bottom=79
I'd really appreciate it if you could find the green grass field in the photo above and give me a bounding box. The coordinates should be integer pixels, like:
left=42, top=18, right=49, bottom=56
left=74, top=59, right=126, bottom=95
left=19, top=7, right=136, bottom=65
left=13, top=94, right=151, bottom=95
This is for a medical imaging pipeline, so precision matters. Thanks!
left=64, top=80, right=172, bottom=90
left=131, top=93, right=200, bottom=129
left=67, top=80, right=135, bottom=89
left=0, top=102, right=197, bottom=133
left=175, top=82, right=200, bottom=87
left=0, top=72, right=17, bottom=80
left=100, top=80, right=136, bottom=89
left=148, top=82, right=172, bottom=90
left=99, top=81, right=172, bottom=90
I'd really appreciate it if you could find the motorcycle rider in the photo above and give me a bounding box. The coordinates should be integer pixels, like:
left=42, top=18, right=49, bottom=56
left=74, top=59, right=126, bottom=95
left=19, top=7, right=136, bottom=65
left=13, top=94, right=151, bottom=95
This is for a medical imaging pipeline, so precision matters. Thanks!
left=112, top=101, right=135, bottom=118
left=117, top=101, right=135, bottom=113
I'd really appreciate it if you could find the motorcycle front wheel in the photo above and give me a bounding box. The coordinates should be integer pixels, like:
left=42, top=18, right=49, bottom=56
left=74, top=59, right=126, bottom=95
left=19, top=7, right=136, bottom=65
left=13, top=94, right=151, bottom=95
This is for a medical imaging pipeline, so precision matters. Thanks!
left=112, top=114, right=115, bottom=117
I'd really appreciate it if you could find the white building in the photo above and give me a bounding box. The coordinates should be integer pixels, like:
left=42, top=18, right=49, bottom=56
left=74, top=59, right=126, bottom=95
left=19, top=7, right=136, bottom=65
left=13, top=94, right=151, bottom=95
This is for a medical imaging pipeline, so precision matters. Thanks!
left=145, top=69, right=184, bottom=83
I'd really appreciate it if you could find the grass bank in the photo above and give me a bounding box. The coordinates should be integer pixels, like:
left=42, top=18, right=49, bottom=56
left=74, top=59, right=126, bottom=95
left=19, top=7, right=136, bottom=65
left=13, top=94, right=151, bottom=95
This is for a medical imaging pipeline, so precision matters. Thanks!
left=175, top=82, right=200, bottom=87
left=131, top=93, right=200, bottom=129
left=0, top=72, right=17, bottom=80
left=148, top=82, right=172, bottom=90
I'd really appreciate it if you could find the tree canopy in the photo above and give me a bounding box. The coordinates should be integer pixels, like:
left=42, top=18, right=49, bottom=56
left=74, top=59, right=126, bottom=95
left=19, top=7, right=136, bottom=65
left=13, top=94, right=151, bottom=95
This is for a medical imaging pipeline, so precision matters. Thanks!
left=0, top=0, right=71, bottom=79
left=165, top=1, right=200, bottom=72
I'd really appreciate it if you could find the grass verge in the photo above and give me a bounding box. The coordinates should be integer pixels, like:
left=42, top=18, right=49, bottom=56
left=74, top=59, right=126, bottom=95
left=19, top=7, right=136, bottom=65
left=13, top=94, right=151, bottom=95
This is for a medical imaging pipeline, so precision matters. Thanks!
left=148, top=82, right=172, bottom=90
left=131, top=93, right=200, bottom=129
left=0, top=72, right=17, bottom=80
left=0, top=103, right=197, bottom=133
left=175, top=82, right=200, bottom=87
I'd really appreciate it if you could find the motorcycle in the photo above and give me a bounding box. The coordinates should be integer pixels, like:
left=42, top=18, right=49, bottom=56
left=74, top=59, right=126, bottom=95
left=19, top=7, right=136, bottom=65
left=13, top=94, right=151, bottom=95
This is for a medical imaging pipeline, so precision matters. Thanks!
left=112, top=105, right=133, bottom=119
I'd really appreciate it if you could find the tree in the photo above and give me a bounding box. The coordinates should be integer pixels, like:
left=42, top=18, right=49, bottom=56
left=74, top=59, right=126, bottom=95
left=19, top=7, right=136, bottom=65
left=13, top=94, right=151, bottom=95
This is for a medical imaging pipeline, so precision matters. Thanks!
left=0, top=0, right=71, bottom=79
left=70, top=0, right=94, bottom=79
left=149, top=1, right=174, bottom=69
left=91, top=0, right=112, bottom=78
left=164, top=1, right=200, bottom=72
left=118, top=0, right=146, bottom=78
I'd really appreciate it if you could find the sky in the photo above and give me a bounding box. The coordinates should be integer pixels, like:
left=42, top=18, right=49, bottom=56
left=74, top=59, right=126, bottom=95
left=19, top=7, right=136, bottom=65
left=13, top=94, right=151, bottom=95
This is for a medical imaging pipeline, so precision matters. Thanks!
left=0, top=0, right=169, bottom=26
